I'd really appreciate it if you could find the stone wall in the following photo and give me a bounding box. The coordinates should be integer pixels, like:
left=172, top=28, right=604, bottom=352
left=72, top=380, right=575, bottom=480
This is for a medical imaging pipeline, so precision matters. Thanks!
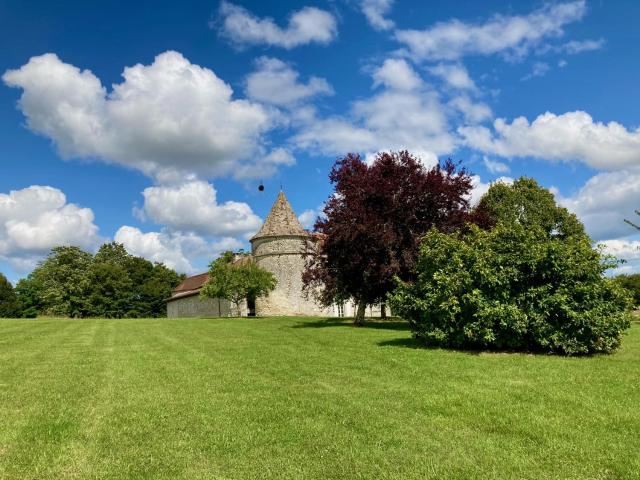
left=252, top=235, right=332, bottom=317
left=167, top=295, right=236, bottom=318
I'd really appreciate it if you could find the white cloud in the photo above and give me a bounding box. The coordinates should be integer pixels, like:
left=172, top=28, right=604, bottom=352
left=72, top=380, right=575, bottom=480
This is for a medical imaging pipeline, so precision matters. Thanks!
left=395, top=1, right=586, bottom=61
left=539, top=38, right=605, bottom=55
left=245, top=57, right=333, bottom=107
left=217, top=1, right=337, bottom=49
left=557, top=171, right=640, bottom=242
left=428, top=63, right=476, bottom=90
left=298, top=209, right=317, bottom=229
left=598, top=238, right=640, bottom=275
left=293, top=59, right=452, bottom=166
left=0, top=185, right=102, bottom=271
left=115, top=226, right=242, bottom=274
left=599, top=239, right=640, bottom=262
left=3, top=51, right=279, bottom=182
left=522, top=61, right=550, bottom=80
left=459, top=111, right=640, bottom=170
left=138, top=180, right=262, bottom=238
left=360, top=0, right=395, bottom=31
left=449, top=95, right=492, bottom=123
left=483, top=156, right=510, bottom=174
left=372, top=58, right=422, bottom=91
left=298, top=204, right=325, bottom=229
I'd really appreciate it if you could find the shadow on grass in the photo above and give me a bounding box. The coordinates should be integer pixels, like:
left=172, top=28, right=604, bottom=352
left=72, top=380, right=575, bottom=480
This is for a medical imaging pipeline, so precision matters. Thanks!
left=377, top=337, right=422, bottom=349
left=292, top=318, right=411, bottom=331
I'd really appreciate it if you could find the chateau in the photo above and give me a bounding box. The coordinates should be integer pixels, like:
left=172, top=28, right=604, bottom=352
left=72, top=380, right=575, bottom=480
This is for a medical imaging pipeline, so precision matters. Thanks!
left=167, top=191, right=384, bottom=318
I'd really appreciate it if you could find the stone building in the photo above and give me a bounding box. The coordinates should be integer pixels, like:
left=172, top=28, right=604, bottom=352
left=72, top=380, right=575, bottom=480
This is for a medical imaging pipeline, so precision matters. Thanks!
left=167, top=191, right=386, bottom=318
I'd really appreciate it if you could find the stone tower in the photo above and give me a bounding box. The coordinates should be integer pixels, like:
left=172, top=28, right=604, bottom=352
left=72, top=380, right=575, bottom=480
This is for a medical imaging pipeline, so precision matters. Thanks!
left=250, top=191, right=330, bottom=316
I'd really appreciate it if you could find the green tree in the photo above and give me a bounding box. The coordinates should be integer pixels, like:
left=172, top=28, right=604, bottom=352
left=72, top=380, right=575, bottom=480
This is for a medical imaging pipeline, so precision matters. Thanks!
left=137, top=264, right=184, bottom=317
left=612, top=274, right=640, bottom=308
left=390, top=179, right=632, bottom=355
left=477, top=177, right=586, bottom=238
left=0, top=273, right=21, bottom=318
left=37, top=246, right=93, bottom=317
left=201, top=252, right=277, bottom=317
left=13, top=242, right=183, bottom=318
left=85, top=262, right=133, bottom=318
left=14, top=274, right=44, bottom=318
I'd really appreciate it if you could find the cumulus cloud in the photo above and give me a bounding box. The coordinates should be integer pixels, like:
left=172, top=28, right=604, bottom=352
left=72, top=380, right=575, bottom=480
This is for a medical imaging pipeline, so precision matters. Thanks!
left=115, top=226, right=242, bottom=274
left=3, top=51, right=280, bottom=182
left=598, top=238, right=640, bottom=275
left=459, top=111, right=640, bottom=170
left=298, top=204, right=325, bottom=230
left=449, top=95, right=492, bottom=123
left=217, top=1, right=337, bottom=49
left=428, top=63, right=476, bottom=90
left=395, top=1, right=586, bottom=61
left=138, top=180, right=262, bottom=238
left=599, top=239, right=640, bottom=261
left=360, top=0, right=395, bottom=31
left=293, top=59, right=453, bottom=166
left=483, top=156, right=510, bottom=174
left=372, top=58, right=422, bottom=91
left=0, top=185, right=102, bottom=271
left=557, top=171, right=640, bottom=242
left=245, top=57, right=333, bottom=107
left=298, top=209, right=317, bottom=229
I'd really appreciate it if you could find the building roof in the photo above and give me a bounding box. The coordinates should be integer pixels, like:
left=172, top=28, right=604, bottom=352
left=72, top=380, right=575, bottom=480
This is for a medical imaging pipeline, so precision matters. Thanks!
left=172, top=272, right=209, bottom=294
left=251, top=191, right=308, bottom=241
left=166, top=254, right=253, bottom=303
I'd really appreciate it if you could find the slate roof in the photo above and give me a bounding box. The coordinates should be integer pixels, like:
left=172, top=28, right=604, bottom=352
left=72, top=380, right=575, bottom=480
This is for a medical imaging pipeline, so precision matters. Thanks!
left=251, top=191, right=307, bottom=241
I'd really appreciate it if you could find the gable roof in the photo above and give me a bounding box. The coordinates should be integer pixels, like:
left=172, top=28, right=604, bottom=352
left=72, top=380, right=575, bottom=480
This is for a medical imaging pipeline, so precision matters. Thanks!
left=167, top=254, right=254, bottom=303
left=251, top=191, right=307, bottom=241
left=172, top=272, right=209, bottom=294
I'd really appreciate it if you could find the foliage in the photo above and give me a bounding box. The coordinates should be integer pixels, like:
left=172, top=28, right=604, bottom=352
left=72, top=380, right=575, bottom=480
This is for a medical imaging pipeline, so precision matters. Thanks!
left=612, top=273, right=640, bottom=308
left=14, top=274, right=44, bottom=318
left=0, top=272, right=21, bottom=318
left=390, top=178, right=632, bottom=355
left=201, top=251, right=277, bottom=316
left=477, top=177, right=586, bottom=237
left=15, top=242, right=183, bottom=318
left=0, top=317, right=638, bottom=479
left=303, top=151, right=484, bottom=325
left=85, top=262, right=134, bottom=318
left=37, top=246, right=93, bottom=317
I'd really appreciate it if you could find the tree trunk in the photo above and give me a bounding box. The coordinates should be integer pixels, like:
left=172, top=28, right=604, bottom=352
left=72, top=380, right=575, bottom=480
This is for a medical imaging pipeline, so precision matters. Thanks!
left=354, top=301, right=367, bottom=326
left=380, top=303, right=387, bottom=319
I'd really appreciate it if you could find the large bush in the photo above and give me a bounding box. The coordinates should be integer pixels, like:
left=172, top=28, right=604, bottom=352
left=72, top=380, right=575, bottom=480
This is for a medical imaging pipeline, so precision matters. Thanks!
left=390, top=178, right=632, bottom=355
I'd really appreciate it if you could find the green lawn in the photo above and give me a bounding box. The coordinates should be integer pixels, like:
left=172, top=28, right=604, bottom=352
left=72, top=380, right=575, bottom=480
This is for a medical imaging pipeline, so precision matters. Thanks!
left=0, top=317, right=638, bottom=480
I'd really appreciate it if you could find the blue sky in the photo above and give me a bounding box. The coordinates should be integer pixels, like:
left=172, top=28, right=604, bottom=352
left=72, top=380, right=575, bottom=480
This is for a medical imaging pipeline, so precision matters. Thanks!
left=1, top=0, right=640, bottom=282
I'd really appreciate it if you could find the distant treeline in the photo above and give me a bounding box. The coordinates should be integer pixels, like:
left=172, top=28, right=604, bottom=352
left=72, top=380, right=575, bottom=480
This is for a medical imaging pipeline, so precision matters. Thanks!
left=0, top=243, right=184, bottom=318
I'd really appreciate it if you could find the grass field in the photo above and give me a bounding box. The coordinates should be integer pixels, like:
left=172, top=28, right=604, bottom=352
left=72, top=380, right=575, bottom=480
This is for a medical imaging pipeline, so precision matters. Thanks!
left=0, top=317, right=638, bottom=480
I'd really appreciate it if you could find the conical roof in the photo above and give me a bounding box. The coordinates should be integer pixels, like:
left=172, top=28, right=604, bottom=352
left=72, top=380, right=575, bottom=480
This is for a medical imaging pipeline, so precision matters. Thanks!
left=251, top=191, right=307, bottom=241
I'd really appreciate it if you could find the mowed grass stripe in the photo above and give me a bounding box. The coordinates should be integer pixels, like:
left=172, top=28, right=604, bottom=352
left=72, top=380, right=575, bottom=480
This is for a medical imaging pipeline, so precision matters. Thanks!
left=0, top=317, right=638, bottom=479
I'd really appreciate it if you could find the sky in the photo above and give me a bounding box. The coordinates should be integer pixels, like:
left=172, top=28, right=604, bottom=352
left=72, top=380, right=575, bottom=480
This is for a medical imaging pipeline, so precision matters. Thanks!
left=1, top=0, right=640, bottom=282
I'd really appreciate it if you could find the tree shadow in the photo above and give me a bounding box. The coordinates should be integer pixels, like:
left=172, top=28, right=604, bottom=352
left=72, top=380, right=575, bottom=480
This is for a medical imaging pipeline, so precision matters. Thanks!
left=377, top=337, right=422, bottom=349
left=292, top=318, right=411, bottom=331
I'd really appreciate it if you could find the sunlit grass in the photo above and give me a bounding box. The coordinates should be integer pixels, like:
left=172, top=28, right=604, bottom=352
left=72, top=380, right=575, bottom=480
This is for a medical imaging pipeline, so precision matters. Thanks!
left=0, top=317, right=638, bottom=479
